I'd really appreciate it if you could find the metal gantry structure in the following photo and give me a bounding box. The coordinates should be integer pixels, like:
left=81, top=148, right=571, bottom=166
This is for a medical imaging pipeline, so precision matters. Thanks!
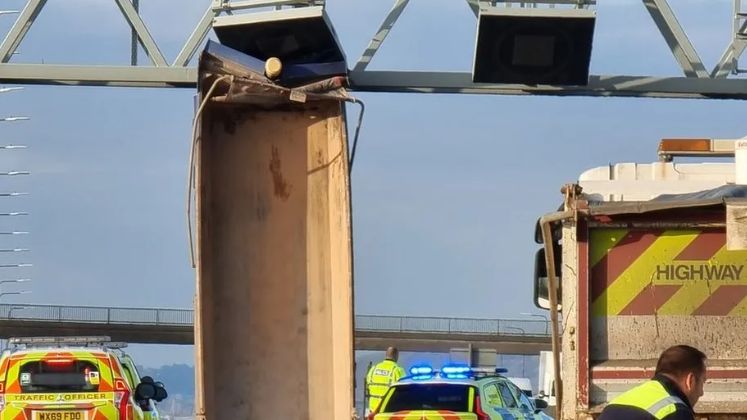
left=0, top=0, right=745, bottom=98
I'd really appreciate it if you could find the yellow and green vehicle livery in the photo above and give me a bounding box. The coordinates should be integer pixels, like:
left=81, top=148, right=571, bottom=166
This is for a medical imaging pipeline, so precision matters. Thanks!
left=371, top=366, right=551, bottom=420
left=0, top=337, right=167, bottom=420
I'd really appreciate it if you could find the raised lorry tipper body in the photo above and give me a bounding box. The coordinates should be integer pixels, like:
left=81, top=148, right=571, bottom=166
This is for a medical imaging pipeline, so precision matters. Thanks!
left=535, top=137, right=747, bottom=420
left=192, top=40, right=355, bottom=420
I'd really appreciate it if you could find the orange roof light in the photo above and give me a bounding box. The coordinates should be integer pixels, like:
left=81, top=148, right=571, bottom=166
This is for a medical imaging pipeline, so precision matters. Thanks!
left=658, top=138, right=737, bottom=161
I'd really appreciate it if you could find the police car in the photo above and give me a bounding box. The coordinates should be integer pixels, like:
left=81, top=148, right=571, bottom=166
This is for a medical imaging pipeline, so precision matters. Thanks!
left=369, top=365, right=552, bottom=420
left=0, top=336, right=167, bottom=420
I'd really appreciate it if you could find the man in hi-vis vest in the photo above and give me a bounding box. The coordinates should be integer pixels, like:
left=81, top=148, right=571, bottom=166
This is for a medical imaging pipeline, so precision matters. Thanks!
left=599, top=345, right=706, bottom=420
left=365, top=346, right=405, bottom=415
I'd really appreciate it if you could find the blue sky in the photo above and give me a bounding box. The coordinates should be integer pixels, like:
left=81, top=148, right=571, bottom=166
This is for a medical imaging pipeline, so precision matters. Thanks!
left=0, top=0, right=745, bottom=367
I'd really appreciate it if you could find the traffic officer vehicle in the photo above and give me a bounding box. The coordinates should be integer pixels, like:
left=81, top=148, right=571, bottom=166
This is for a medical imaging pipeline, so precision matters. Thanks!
left=0, top=336, right=167, bottom=420
left=369, top=365, right=551, bottom=420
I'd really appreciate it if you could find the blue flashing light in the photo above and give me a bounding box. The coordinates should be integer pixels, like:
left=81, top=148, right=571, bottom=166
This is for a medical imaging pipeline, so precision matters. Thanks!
left=442, top=365, right=472, bottom=375
left=409, top=366, right=434, bottom=376
left=444, top=374, right=469, bottom=380
left=495, top=367, right=508, bottom=374
left=411, top=375, right=432, bottom=381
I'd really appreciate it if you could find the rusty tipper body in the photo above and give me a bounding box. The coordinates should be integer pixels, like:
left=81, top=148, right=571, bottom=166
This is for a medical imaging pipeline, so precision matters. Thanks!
left=534, top=137, right=747, bottom=419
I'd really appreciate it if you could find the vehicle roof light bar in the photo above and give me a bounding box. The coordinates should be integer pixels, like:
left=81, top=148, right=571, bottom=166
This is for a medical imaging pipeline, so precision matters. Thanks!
left=657, top=138, right=742, bottom=161
left=106, top=342, right=129, bottom=350
left=471, top=367, right=509, bottom=375
left=8, top=336, right=127, bottom=349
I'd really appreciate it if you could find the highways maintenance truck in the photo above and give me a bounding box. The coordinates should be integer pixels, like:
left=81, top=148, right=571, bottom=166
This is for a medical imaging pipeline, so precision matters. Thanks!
left=534, top=136, right=747, bottom=419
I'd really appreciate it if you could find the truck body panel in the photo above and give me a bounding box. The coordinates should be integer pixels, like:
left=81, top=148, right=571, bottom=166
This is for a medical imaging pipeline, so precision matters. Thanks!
left=584, top=224, right=747, bottom=414
left=550, top=155, right=747, bottom=419
left=195, top=46, right=354, bottom=420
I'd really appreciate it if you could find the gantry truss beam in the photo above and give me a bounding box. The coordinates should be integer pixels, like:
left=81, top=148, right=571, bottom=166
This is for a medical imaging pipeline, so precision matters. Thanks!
left=0, top=0, right=746, bottom=99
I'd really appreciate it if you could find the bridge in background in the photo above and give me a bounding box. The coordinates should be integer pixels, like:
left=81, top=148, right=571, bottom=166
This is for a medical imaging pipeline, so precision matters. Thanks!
left=0, top=304, right=551, bottom=355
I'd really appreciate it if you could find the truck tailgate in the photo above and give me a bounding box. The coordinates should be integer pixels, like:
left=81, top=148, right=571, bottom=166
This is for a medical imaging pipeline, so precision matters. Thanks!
left=588, top=226, right=747, bottom=414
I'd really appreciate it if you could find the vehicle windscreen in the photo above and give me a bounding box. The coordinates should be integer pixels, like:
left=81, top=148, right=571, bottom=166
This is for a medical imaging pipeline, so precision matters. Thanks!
left=382, top=384, right=471, bottom=412
left=17, top=359, right=104, bottom=393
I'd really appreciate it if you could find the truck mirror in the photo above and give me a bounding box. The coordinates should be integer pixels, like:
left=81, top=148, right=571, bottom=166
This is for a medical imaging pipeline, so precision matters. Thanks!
left=534, top=398, right=549, bottom=410
left=534, top=247, right=561, bottom=310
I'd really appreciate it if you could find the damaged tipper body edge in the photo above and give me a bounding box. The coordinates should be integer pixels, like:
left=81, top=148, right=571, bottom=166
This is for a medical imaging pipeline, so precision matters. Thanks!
left=534, top=137, right=747, bottom=419
left=192, top=40, right=354, bottom=420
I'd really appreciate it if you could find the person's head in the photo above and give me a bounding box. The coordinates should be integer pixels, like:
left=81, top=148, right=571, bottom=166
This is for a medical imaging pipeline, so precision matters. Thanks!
left=385, top=347, right=399, bottom=362
left=655, top=345, right=707, bottom=406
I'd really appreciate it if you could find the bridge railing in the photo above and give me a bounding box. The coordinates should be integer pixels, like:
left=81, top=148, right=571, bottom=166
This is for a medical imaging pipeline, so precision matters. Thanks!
left=0, top=303, right=193, bottom=326
left=354, top=315, right=550, bottom=336
left=0, top=304, right=550, bottom=336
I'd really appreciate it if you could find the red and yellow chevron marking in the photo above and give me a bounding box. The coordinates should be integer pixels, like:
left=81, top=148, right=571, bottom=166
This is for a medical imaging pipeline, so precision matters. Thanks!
left=0, top=349, right=140, bottom=420
left=590, top=228, right=747, bottom=316
left=0, top=355, right=10, bottom=383
left=3, top=350, right=116, bottom=394
left=0, top=398, right=119, bottom=420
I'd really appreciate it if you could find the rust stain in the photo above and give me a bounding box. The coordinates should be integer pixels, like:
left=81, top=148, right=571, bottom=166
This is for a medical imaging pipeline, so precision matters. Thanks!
left=269, top=146, right=292, bottom=201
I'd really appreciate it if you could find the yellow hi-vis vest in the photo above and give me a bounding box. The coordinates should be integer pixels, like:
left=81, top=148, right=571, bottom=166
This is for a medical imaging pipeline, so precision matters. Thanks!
left=366, top=360, right=405, bottom=412
left=610, top=379, right=688, bottom=419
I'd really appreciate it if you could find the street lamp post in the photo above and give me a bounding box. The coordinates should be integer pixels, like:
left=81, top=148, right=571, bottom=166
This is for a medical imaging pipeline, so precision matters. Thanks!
left=0, top=282, right=31, bottom=331
left=521, top=312, right=550, bottom=335
left=0, top=80, right=31, bottom=323
left=0, top=290, right=30, bottom=300
left=0, top=279, right=31, bottom=287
